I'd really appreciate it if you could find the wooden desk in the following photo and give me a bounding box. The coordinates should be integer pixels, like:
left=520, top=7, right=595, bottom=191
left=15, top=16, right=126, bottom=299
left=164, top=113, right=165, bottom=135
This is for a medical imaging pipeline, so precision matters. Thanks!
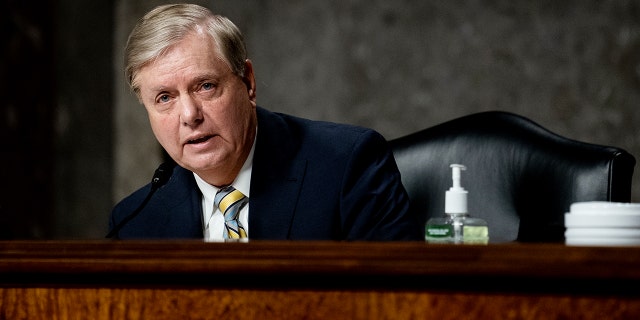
left=1, top=240, right=639, bottom=319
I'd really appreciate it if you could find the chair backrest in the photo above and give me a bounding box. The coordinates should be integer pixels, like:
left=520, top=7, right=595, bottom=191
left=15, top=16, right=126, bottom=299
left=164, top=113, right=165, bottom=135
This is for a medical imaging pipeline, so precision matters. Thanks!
left=389, top=111, right=636, bottom=243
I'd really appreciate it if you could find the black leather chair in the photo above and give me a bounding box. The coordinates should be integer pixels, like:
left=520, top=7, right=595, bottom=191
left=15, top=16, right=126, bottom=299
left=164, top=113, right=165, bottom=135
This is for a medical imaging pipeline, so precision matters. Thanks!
left=389, top=111, right=636, bottom=243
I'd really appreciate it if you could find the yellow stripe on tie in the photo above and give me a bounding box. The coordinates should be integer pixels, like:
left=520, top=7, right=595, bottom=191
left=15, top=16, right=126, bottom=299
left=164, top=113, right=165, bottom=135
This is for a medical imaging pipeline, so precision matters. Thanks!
left=219, top=189, right=244, bottom=213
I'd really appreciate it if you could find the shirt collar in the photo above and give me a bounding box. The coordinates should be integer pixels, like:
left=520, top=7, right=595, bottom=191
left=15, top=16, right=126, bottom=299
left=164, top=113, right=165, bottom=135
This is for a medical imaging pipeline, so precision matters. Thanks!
left=193, top=130, right=256, bottom=201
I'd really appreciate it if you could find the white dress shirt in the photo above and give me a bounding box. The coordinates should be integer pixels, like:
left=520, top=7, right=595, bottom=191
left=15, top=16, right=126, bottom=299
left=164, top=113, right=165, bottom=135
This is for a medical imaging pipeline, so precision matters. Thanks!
left=194, top=139, right=255, bottom=242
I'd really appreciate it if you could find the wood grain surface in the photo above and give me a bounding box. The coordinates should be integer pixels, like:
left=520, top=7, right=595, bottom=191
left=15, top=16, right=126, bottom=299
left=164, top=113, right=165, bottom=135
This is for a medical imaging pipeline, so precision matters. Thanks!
left=1, top=240, right=639, bottom=319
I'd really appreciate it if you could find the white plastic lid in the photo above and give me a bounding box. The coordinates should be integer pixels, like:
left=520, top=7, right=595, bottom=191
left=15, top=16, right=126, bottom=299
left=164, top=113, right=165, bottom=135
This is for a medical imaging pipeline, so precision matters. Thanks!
left=569, top=201, right=640, bottom=215
left=565, top=212, right=640, bottom=228
left=445, top=164, right=468, bottom=214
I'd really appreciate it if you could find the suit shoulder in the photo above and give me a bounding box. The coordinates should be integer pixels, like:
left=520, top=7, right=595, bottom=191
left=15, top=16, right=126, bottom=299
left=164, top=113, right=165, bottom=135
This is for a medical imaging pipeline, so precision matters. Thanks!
left=258, top=106, right=381, bottom=140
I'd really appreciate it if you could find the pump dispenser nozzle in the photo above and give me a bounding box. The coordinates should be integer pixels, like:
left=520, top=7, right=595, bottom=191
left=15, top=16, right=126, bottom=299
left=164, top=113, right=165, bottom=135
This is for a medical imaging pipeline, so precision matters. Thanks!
left=445, top=164, right=467, bottom=214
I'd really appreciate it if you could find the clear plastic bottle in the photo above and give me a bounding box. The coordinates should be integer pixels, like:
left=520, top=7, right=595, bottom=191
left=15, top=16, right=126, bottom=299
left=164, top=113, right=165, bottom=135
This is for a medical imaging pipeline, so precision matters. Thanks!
left=425, top=164, right=489, bottom=244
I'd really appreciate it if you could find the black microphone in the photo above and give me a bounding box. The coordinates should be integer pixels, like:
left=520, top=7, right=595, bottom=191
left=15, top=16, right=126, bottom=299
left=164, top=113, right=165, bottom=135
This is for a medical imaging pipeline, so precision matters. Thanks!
left=106, top=160, right=176, bottom=239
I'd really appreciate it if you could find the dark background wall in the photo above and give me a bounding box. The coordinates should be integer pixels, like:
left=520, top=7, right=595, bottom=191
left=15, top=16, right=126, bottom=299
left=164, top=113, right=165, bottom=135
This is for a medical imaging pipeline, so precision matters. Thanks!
left=3, top=0, right=640, bottom=239
left=2, top=1, right=55, bottom=238
left=2, top=0, right=113, bottom=239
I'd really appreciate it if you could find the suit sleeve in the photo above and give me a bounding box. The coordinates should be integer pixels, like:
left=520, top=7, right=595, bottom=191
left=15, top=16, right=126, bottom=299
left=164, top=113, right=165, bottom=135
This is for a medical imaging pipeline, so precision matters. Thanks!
left=339, top=130, right=424, bottom=241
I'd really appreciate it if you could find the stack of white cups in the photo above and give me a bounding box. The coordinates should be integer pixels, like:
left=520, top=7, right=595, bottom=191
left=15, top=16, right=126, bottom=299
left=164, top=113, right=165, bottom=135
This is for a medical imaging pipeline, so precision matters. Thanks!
left=565, top=201, right=640, bottom=246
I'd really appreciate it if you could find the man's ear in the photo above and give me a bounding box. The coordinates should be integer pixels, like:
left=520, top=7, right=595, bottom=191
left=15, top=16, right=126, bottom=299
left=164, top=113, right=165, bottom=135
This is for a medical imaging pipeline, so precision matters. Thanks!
left=243, top=59, right=256, bottom=101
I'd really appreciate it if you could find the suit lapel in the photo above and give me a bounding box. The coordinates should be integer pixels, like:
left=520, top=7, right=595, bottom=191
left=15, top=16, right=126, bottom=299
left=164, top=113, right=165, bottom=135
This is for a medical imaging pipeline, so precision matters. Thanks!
left=249, top=107, right=306, bottom=239
left=153, top=166, right=204, bottom=237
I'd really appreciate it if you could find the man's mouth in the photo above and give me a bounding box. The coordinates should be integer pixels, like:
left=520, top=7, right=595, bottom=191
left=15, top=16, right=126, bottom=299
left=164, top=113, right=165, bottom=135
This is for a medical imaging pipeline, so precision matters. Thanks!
left=187, top=135, right=212, bottom=144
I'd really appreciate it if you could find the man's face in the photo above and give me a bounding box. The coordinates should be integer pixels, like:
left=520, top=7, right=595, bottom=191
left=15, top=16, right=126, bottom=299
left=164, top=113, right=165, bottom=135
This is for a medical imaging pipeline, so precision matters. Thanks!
left=135, top=29, right=257, bottom=186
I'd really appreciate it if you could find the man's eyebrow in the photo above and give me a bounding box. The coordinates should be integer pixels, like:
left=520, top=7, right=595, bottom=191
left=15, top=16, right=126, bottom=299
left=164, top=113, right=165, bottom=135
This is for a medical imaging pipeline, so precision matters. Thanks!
left=143, top=72, right=225, bottom=94
left=193, top=73, right=221, bottom=82
left=148, top=85, right=170, bottom=93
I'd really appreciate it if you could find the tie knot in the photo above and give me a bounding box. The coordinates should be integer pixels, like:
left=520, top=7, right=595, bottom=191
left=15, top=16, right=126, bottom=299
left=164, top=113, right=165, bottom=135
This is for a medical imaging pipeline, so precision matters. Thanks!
left=214, top=186, right=247, bottom=216
left=214, top=185, right=248, bottom=239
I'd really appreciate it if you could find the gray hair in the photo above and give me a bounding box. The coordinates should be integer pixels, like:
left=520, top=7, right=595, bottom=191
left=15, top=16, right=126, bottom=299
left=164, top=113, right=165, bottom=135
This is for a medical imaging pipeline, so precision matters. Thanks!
left=124, top=4, right=247, bottom=94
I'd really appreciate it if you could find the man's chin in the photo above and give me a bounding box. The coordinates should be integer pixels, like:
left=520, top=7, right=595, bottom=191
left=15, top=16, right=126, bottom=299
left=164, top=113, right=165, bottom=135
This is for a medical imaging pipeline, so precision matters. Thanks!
left=182, top=157, right=225, bottom=173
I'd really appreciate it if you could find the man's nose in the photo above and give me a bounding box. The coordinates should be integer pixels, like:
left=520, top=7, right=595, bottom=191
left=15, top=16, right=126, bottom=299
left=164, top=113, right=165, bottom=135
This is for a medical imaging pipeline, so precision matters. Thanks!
left=179, top=95, right=204, bottom=126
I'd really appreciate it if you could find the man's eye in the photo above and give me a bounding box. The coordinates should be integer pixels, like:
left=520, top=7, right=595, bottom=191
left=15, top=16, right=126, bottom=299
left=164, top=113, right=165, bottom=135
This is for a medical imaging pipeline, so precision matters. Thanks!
left=157, top=94, right=170, bottom=103
left=202, top=83, right=214, bottom=91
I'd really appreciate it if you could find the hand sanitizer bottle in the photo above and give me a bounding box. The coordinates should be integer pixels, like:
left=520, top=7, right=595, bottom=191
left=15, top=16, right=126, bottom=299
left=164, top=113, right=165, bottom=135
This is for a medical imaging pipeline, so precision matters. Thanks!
left=425, top=164, right=489, bottom=244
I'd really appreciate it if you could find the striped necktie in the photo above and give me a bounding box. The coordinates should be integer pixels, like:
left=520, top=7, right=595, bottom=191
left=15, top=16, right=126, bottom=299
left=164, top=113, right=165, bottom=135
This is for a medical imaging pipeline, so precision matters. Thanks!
left=214, top=186, right=248, bottom=239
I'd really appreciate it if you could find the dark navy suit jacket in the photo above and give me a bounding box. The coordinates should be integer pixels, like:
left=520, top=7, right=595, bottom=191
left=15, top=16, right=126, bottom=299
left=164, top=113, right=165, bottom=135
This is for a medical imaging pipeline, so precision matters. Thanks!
left=110, top=107, right=422, bottom=241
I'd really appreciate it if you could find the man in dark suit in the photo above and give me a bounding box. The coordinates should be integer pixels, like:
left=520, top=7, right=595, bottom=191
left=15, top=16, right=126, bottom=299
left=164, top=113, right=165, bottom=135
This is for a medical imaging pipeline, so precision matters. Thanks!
left=109, top=3, right=422, bottom=241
